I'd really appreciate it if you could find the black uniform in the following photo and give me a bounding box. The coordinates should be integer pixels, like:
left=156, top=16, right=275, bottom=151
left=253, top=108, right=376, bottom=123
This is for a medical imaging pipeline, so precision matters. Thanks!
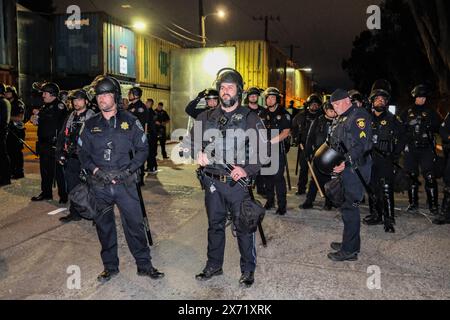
left=434, top=113, right=450, bottom=224
left=365, top=111, right=405, bottom=231
left=56, top=109, right=95, bottom=219
left=0, top=96, right=11, bottom=185
left=328, top=104, right=372, bottom=255
left=146, top=107, right=158, bottom=172
left=303, top=114, right=334, bottom=208
left=400, top=103, right=441, bottom=213
left=155, top=109, right=170, bottom=159
left=260, top=105, right=291, bottom=214
left=291, top=108, right=322, bottom=194
left=128, top=100, right=149, bottom=183
left=78, top=110, right=153, bottom=272
left=183, top=105, right=264, bottom=276
left=6, top=99, right=26, bottom=179
left=185, top=97, right=211, bottom=119
left=35, top=98, right=68, bottom=200
left=247, top=104, right=266, bottom=196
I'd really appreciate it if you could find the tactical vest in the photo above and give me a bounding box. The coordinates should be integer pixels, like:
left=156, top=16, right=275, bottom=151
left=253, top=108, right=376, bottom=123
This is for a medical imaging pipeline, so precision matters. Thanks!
left=312, top=116, right=333, bottom=150
left=372, top=112, right=396, bottom=154
left=405, top=106, right=434, bottom=148
left=204, top=106, right=251, bottom=173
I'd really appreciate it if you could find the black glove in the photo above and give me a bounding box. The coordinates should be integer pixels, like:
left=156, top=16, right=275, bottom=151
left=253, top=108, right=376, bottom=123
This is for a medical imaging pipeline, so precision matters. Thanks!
left=95, top=169, right=112, bottom=184
left=197, top=89, right=207, bottom=99
left=112, top=169, right=133, bottom=184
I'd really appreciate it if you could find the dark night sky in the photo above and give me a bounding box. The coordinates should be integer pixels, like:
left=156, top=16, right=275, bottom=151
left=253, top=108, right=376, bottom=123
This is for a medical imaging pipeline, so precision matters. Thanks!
left=54, top=0, right=382, bottom=89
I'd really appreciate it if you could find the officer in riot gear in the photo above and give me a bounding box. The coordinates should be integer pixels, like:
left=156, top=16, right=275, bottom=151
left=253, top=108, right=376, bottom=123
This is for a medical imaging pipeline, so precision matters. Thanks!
left=0, top=83, right=12, bottom=186
left=78, top=76, right=164, bottom=283
left=31, top=82, right=68, bottom=202
left=260, top=87, right=291, bottom=215
left=321, top=89, right=372, bottom=262
left=245, top=87, right=265, bottom=115
left=128, top=86, right=149, bottom=185
left=292, top=93, right=323, bottom=195
left=145, top=99, right=158, bottom=174
left=56, top=90, right=95, bottom=223
left=400, top=84, right=442, bottom=214
left=244, top=87, right=266, bottom=196
left=301, top=101, right=337, bottom=210
left=155, top=102, right=170, bottom=159
left=363, top=88, right=405, bottom=233
left=433, top=112, right=450, bottom=224
left=181, top=68, right=266, bottom=287
left=185, top=88, right=220, bottom=119
left=5, top=86, right=25, bottom=180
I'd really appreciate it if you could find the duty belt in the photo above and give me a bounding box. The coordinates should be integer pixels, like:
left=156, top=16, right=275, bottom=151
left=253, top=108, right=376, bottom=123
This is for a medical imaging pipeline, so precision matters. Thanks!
left=203, top=171, right=233, bottom=184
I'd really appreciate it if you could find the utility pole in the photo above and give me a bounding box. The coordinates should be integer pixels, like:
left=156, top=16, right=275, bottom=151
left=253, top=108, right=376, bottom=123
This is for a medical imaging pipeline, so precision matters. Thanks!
left=199, top=0, right=204, bottom=38
left=287, top=45, right=301, bottom=61
left=252, top=15, right=280, bottom=42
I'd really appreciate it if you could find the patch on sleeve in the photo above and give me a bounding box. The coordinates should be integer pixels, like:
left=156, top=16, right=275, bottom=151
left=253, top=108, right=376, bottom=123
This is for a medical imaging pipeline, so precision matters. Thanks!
left=285, top=114, right=291, bottom=121
left=77, top=137, right=83, bottom=147
left=356, top=118, right=366, bottom=130
left=58, top=103, right=66, bottom=110
left=360, top=131, right=366, bottom=139
left=141, top=133, right=147, bottom=143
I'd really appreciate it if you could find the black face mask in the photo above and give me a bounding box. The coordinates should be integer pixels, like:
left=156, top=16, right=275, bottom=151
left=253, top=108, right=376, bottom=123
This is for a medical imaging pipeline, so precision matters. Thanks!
left=373, top=106, right=386, bottom=113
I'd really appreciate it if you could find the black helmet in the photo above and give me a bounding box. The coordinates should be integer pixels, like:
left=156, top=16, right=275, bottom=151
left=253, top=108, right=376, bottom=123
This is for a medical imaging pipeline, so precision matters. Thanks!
left=0, top=83, right=6, bottom=95
left=69, top=89, right=88, bottom=100
left=204, top=88, right=219, bottom=100
left=411, top=84, right=429, bottom=98
left=369, top=88, right=390, bottom=102
left=5, top=85, right=18, bottom=97
left=306, top=93, right=322, bottom=106
left=323, top=101, right=334, bottom=111
left=41, top=82, right=60, bottom=97
left=94, top=76, right=122, bottom=103
left=371, top=79, right=392, bottom=95
left=59, top=90, right=69, bottom=101
left=348, top=90, right=363, bottom=103
left=215, top=68, right=244, bottom=96
left=247, top=87, right=261, bottom=97
left=263, top=87, right=282, bottom=104
left=313, top=142, right=346, bottom=175
left=128, top=86, right=143, bottom=98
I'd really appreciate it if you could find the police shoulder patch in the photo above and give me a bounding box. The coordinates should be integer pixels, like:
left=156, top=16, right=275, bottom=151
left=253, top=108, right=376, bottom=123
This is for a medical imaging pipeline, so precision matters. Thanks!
left=356, top=118, right=366, bottom=130
left=285, top=114, right=291, bottom=121
left=58, top=103, right=65, bottom=110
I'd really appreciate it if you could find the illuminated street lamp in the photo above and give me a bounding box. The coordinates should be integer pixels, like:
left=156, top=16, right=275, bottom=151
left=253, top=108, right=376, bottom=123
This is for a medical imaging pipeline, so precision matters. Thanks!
left=201, top=9, right=226, bottom=47
left=132, top=21, right=146, bottom=32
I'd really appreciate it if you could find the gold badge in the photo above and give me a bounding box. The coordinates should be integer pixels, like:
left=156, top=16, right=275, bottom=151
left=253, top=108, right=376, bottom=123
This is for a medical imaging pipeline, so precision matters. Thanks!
left=381, top=120, right=387, bottom=126
left=356, top=118, right=366, bottom=130
left=121, top=122, right=129, bottom=130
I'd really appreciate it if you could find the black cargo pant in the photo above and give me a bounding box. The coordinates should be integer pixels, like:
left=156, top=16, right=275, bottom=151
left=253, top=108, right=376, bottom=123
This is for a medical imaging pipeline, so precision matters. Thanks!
left=6, top=125, right=25, bottom=177
left=92, top=182, right=152, bottom=271
left=147, top=132, right=158, bottom=171
left=297, top=151, right=309, bottom=193
left=305, top=164, right=331, bottom=204
left=0, top=133, right=11, bottom=184
left=38, top=141, right=67, bottom=199
left=340, top=164, right=371, bottom=253
left=202, top=175, right=256, bottom=273
left=404, top=146, right=435, bottom=178
left=264, top=152, right=287, bottom=210
left=65, top=157, right=82, bottom=217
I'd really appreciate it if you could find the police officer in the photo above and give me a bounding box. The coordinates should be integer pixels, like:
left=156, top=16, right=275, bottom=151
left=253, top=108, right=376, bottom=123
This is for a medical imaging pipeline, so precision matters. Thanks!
left=145, top=99, right=158, bottom=174
left=0, top=83, right=12, bottom=186
left=78, top=76, right=164, bottom=282
left=301, top=101, right=337, bottom=210
left=363, top=88, right=405, bottom=233
left=155, top=102, right=170, bottom=159
left=245, top=87, right=265, bottom=115
left=292, top=94, right=322, bottom=195
left=401, top=84, right=442, bottom=214
left=348, top=90, right=367, bottom=110
left=245, top=87, right=266, bottom=196
left=128, top=86, right=149, bottom=185
left=30, top=82, right=68, bottom=202
left=182, top=68, right=265, bottom=287
left=5, top=86, right=26, bottom=179
left=323, top=89, right=372, bottom=261
left=433, top=112, right=450, bottom=224
left=260, top=87, right=291, bottom=215
left=56, top=90, right=95, bottom=223
left=185, top=88, right=220, bottom=119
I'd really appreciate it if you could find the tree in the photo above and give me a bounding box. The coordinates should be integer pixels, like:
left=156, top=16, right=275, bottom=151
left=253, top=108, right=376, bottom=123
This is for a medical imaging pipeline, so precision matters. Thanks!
left=343, top=0, right=437, bottom=109
left=408, top=0, right=450, bottom=112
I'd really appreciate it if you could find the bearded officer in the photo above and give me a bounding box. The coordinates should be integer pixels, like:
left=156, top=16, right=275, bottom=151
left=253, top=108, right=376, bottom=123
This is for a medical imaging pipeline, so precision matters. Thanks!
left=78, top=76, right=164, bottom=283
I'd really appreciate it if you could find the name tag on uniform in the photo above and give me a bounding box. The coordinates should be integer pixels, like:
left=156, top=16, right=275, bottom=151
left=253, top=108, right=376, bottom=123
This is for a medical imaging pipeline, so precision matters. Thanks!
left=91, top=127, right=102, bottom=133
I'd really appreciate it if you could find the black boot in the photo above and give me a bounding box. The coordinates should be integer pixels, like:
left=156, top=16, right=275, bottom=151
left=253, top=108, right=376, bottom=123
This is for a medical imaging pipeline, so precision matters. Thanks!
left=383, top=184, right=395, bottom=233
left=407, top=182, right=419, bottom=213
left=433, top=187, right=450, bottom=225
left=425, top=174, right=439, bottom=215
left=364, top=195, right=382, bottom=225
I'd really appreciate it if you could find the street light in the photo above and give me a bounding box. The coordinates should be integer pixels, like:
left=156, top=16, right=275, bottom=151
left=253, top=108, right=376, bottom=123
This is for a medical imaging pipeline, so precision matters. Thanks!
left=201, top=9, right=226, bottom=47
left=299, top=67, right=312, bottom=73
